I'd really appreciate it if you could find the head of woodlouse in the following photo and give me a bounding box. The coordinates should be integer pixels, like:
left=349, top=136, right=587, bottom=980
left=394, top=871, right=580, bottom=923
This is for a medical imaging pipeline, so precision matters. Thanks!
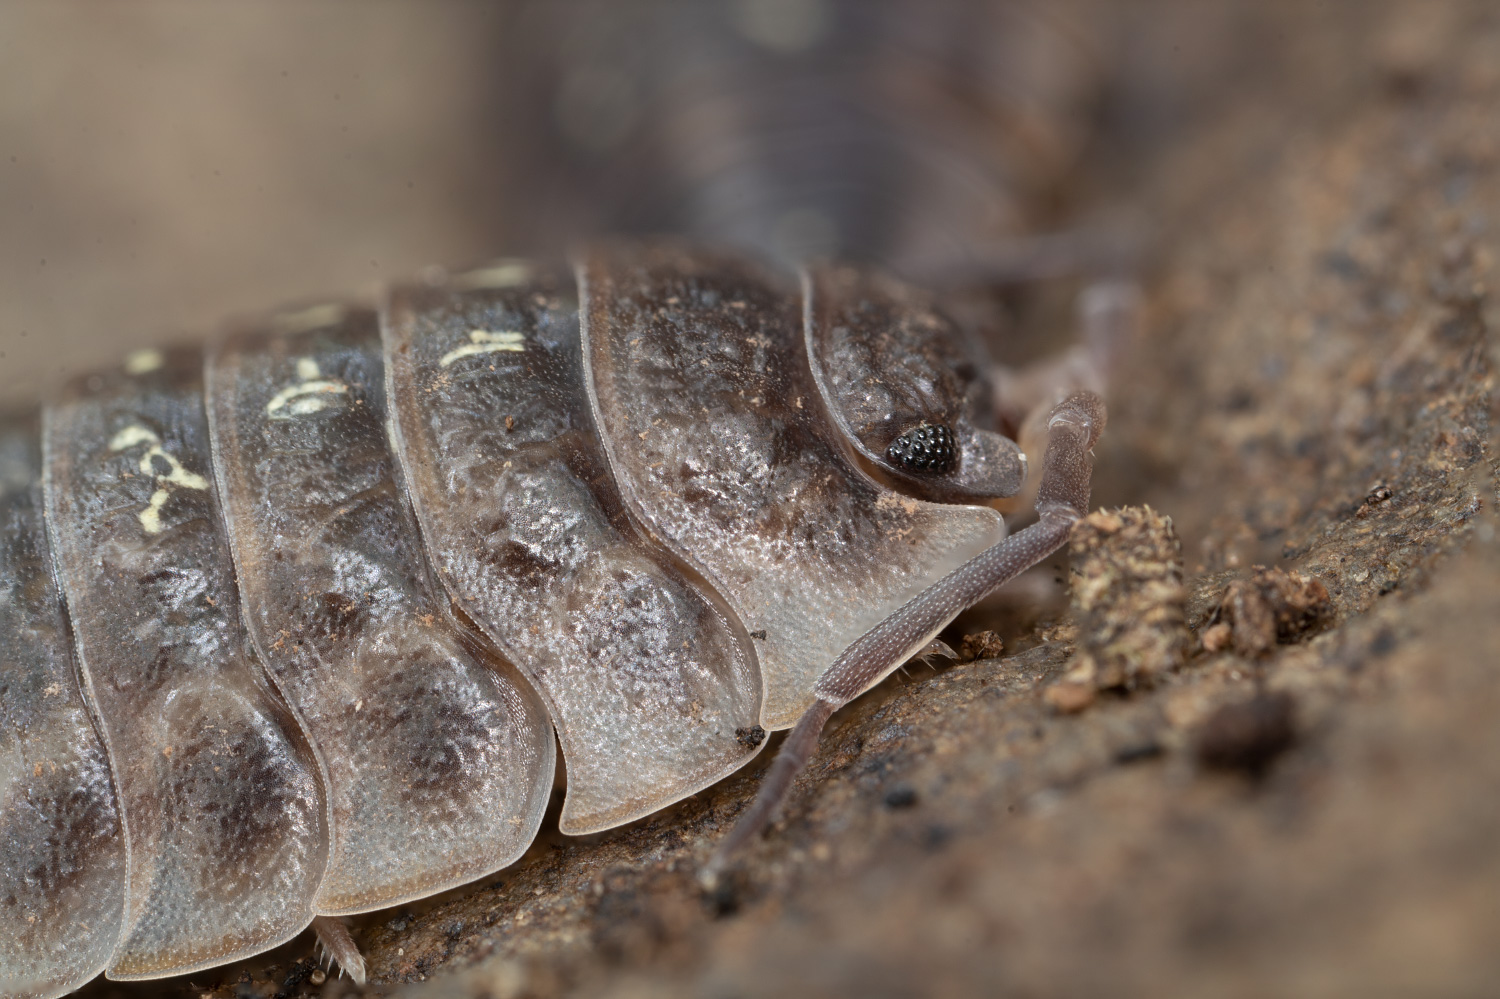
left=803, top=262, right=1026, bottom=503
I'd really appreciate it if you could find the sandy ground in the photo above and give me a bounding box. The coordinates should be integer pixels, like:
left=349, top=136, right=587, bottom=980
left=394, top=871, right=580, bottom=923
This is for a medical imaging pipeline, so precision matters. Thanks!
left=4, top=3, right=1498, bottom=997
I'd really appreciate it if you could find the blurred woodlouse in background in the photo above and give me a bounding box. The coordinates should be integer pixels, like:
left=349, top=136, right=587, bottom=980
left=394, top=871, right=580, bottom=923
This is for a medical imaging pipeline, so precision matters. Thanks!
left=1, top=1, right=1135, bottom=995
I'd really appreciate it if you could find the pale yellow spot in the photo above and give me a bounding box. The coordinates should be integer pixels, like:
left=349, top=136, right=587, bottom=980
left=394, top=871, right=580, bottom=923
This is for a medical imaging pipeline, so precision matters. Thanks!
left=266, top=356, right=349, bottom=418
left=109, top=425, right=160, bottom=452
left=123, top=348, right=164, bottom=375
left=108, top=424, right=208, bottom=534
left=451, top=260, right=531, bottom=291
left=439, top=329, right=525, bottom=367
left=140, top=451, right=207, bottom=491
left=138, top=488, right=171, bottom=534
left=272, top=303, right=346, bottom=335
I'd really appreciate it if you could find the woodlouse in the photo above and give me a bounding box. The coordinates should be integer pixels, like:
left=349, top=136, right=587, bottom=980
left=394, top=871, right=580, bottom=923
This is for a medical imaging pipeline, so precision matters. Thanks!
left=2, top=240, right=1104, bottom=996
left=1, top=4, right=1123, bottom=995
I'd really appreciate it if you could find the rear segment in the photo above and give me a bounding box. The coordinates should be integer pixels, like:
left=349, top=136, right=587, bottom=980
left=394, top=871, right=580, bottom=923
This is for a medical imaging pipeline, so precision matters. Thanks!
left=42, top=350, right=326, bottom=979
left=0, top=414, right=126, bottom=999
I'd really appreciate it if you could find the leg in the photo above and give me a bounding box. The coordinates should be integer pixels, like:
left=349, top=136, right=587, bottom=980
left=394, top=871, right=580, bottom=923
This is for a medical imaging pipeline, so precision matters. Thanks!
left=701, top=391, right=1105, bottom=886
left=312, top=915, right=366, bottom=985
left=993, top=280, right=1135, bottom=513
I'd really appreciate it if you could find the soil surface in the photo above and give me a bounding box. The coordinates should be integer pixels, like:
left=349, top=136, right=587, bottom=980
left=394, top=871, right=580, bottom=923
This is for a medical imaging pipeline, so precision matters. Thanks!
left=5, top=3, right=1498, bottom=998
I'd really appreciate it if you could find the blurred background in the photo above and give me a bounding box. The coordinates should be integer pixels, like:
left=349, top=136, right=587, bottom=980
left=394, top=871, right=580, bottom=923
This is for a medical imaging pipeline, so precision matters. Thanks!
left=0, top=0, right=1331, bottom=405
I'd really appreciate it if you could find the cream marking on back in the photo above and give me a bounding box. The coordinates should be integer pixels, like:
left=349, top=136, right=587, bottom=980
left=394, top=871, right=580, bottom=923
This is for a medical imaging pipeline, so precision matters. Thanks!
left=266, top=357, right=349, bottom=419
left=123, top=349, right=164, bottom=375
left=272, top=303, right=347, bottom=336
left=450, top=260, right=531, bottom=291
left=439, top=330, right=526, bottom=367
left=108, top=425, right=210, bottom=534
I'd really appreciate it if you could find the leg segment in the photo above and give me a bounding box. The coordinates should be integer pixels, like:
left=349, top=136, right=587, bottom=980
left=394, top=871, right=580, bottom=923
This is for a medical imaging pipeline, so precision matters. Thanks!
left=993, top=280, right=1137, bottom=507
left=311, top=916, right=366, bottom=985
left=701, top=391, right=1105, bottom=886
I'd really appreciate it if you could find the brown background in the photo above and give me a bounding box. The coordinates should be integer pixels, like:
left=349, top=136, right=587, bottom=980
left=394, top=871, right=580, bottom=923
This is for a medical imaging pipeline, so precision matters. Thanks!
left=0, top=3, right=519, bottom=404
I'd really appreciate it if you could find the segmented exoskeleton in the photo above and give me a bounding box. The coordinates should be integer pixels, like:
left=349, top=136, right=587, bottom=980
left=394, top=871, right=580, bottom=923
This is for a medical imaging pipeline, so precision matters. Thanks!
left=2, top=238, right=1105, bottom=997
left=1, top=3, right=1118, bottom=996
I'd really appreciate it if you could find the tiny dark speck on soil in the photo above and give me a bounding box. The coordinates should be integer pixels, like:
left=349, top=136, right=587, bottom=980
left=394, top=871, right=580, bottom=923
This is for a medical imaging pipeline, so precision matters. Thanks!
left=922, top=825, right=954, bottom=852
left=1115, top=741, right=1165, bottom=765
left=707, top=874, right=746, bottom=917
left=883, top=783, right=919, bottom=809
left=1196, top=692, right=1298, bottom=777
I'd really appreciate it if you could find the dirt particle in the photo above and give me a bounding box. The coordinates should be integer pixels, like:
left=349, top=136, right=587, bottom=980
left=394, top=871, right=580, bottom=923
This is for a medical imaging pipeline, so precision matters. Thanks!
left=922, top=824, right=954, bottom=852
left=735, top=725, right=766, bottom=750
left=1356, top=483, right=1394, bottom=518
left=1195, top=691, right=1297, bottom=776
left=1065, top=506, right=1190, bottom=690
left=1200, top=621, right=1233, bottom=653
left=705, top=871, right=745, bottom=917
left=1114, top=741, right=1164, bottom=765
left=883, top=783, right=918, bottom=809
left=1216, top=567, right=1332, bottom=656
left=958, top=630, right=1005, bottom=662
left=1044, top=677, right=1097, bottom=714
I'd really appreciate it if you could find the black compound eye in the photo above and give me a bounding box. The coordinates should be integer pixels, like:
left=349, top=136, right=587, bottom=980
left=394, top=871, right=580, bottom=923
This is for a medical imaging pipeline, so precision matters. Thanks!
left=885, top=423, right=957, bottom=474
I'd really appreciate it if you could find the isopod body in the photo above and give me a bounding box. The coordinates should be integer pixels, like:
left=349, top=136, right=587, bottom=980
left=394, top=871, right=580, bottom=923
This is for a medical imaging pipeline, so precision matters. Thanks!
left=0, top=238, right=1109, bottom=997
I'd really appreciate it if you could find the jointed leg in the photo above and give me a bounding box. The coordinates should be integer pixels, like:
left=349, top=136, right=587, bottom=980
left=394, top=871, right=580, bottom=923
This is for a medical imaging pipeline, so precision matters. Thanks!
left=312, top=915, right=366, bottom=985
left=701, top=391, right=1105, bottom=887
left=993, top=281, right=1135, bottom=513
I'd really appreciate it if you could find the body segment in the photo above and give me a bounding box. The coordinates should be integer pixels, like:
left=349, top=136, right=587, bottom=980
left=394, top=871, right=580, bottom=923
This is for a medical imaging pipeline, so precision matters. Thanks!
left=0, top=415, right=126, bottom=999
left=579, top=242, right=1007, bottom=729
left=42, top=351, right=327, bottom=979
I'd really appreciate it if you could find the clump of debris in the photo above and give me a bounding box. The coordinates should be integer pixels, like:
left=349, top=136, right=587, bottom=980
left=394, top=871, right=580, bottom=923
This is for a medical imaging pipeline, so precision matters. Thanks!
left=957, top=629, right=1005, bottom=662
left=1046, top=506, right=1190, bottom=712
left=1201, top=566, right=1332, bottom=657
